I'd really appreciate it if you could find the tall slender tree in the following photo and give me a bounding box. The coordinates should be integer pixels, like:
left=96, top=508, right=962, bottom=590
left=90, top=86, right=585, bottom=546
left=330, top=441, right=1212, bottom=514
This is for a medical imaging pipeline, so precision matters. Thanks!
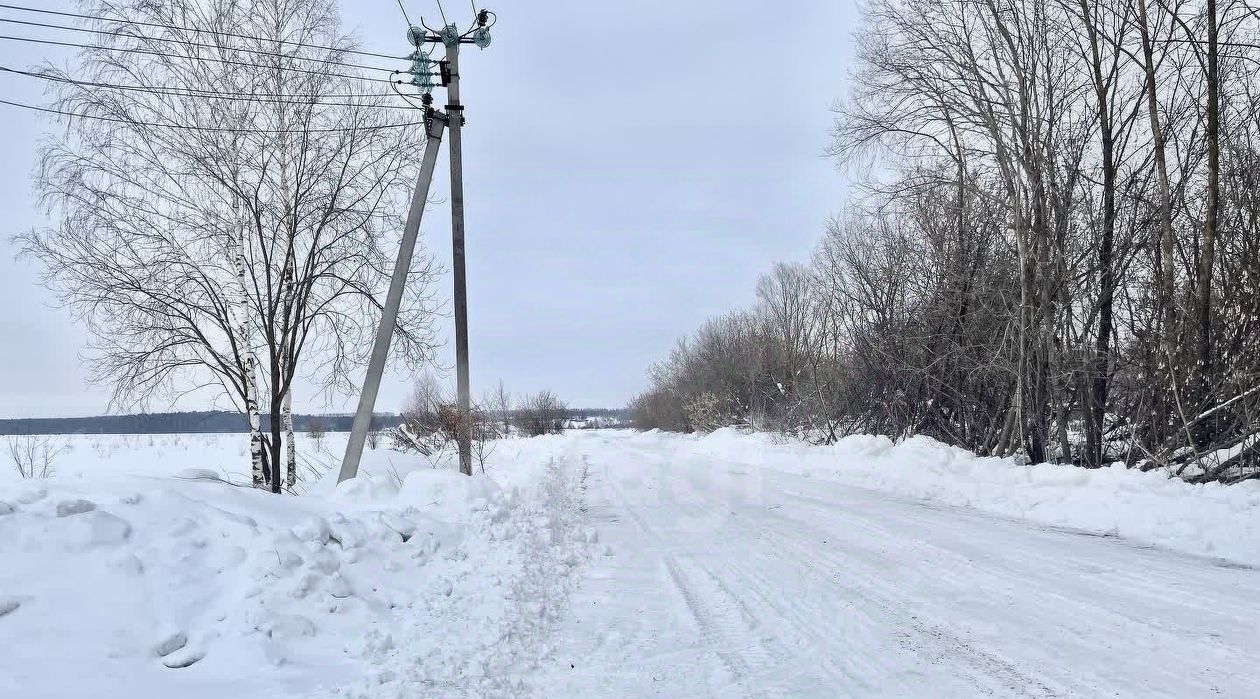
left=22, top=0, right=441, bottom=489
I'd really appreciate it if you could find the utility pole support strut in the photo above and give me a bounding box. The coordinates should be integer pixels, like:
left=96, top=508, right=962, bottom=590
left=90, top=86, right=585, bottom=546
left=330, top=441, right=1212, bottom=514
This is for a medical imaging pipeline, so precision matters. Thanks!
left=338, top=111, right=449, bottom=483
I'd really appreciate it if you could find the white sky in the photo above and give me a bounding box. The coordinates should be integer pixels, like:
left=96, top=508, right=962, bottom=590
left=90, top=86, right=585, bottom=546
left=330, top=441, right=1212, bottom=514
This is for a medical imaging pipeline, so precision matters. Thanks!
left=0, top=0, right=857, bottom=417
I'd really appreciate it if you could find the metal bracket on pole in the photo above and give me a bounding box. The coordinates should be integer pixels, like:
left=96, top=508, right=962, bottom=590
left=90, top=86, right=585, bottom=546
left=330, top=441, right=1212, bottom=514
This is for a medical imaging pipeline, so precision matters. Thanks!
left=338, top=110, right=449, bottom=483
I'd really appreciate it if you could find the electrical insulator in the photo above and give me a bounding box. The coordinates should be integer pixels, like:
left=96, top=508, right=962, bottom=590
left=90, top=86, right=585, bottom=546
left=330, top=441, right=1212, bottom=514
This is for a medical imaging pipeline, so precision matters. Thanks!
left=409, top=49, right=434, bottom=93
left=441, top=23, right=461, bottom=47
left=473, top=27, right=491, bottom=49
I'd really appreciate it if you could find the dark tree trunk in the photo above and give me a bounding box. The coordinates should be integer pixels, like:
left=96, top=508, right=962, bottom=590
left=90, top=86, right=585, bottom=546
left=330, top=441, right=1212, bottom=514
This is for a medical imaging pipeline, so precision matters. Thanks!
left=268, top=372, right=284, bottom=493
left=1196, top=0, right=1220, bottom=431
left=1079, top=0, right=1116, bottom=468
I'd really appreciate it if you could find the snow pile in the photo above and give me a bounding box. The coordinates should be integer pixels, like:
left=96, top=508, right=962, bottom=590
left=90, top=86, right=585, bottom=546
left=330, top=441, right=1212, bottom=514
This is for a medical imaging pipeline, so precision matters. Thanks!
left=680, top=428, right=1260, bottom=566
left=0, top=433, right=593, bottom=699
left=332, top=452, right=594, bottom=698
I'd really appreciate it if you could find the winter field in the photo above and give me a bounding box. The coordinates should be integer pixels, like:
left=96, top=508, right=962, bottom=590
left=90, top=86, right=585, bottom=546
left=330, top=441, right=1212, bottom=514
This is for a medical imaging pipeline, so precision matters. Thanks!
left=2, top=429, right=1258, bottom=697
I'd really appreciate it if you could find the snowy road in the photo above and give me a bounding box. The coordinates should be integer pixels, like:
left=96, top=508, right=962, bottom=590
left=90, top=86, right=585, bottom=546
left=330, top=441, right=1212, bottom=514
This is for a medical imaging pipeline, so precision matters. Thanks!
left=536, top=431, right=1260, bottom=698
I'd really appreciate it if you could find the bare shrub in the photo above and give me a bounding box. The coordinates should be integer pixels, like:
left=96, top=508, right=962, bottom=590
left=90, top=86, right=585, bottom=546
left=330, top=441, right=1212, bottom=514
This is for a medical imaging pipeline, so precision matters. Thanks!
left=682, top=392, right=734, bottom=433
left=7, top=435, right=68, bottom=479
left=394, top=374, right=500, bottom=468
left=469, top=412, right=498, bottom=473
left=516, top=391, right=568, bottom=436
left=628, top=388, right=686, bottom=431
left=307, top=418, right=327, bottom=450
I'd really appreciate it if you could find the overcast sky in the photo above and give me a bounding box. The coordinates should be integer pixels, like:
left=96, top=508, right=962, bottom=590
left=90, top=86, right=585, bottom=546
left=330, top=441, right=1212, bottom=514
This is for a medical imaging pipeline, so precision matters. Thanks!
left=0, top=0, right=856, bottom=418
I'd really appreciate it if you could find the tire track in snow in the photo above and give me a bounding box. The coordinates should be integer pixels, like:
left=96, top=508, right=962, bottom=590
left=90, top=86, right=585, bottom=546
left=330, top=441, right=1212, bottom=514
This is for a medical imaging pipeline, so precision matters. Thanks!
left=541, top=433, right=1260, bottom=697
left=662, top=554, right=758, bottom=696
left=781, top=484, right=1246, bottom=618
left=634, top=440, right=1066, bottom=696
left=749, top=499, right=1069, bottom=697
left=601, top=443, right=955, bottom=695
left=767, top=482, right=1259, bottom=695
left=641, top=451, right=888, bottom=694
left=624, top=450, right=1064, bottom=696
left=605, top=446, right=798, bottom=697
left=751, top=484, right=1260, bottom=697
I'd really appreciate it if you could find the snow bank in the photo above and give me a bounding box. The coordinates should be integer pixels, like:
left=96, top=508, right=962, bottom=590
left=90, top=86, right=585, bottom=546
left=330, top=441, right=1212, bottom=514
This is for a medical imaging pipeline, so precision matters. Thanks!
left=0, top=433, right=593, bottom=699
left=677, top=428, right=1260, bottom=566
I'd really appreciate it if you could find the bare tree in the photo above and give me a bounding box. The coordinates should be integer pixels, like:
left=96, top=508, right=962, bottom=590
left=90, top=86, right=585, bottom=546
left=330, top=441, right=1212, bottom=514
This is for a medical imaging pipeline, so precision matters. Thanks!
left=20, top=0, right=440, bottom=492
left=7, top=436, right=68, bottom=479
left=488, top=380, right=514, bottom=436
left=631, top=0, right=1260, bottom=482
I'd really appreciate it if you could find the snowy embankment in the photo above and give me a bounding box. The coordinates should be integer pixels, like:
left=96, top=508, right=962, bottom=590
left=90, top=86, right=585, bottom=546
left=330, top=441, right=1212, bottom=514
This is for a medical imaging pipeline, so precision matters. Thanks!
left=679, top=428, right=1260, bottom=566
left=0, top=433, right=594, bottom=699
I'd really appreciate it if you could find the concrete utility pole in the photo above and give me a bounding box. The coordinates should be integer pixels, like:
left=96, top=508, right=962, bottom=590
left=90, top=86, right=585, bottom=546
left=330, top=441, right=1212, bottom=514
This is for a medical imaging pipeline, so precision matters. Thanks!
left=339, top=11, right=493, bottom=483
left=444, top=35, right=473, bottom=476
left=339, top=109, right=448, bottom=483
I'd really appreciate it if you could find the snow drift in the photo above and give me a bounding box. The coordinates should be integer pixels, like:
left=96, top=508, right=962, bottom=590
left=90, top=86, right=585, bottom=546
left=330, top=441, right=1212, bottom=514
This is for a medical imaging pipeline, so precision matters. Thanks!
left=0, top=433, right=593, bottom=699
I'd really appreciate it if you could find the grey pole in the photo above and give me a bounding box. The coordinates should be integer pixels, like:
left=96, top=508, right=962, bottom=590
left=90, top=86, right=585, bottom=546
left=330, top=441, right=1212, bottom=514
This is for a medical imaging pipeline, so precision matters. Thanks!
left=338, top=111, right=448, bottom=483
left=445, top=40, right=474, bottom=476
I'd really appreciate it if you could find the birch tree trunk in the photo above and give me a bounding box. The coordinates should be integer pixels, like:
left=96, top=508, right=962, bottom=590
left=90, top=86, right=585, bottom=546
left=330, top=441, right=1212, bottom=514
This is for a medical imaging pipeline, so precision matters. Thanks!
left=284, top=382, right=296, bottom=489
left=248, top=357, right=265, bottom=487
left=233, top=198, right=266, bottom=487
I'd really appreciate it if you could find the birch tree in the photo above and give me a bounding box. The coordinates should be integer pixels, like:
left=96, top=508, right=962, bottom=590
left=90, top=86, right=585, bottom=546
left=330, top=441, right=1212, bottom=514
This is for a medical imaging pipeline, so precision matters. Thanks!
left=21, top=0, right=440, bottom=491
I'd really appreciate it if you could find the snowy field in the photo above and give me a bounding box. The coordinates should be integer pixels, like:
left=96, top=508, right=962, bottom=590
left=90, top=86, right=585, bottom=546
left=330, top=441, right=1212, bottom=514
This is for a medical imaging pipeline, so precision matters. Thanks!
left=2, top=429, right=1258, bottom=697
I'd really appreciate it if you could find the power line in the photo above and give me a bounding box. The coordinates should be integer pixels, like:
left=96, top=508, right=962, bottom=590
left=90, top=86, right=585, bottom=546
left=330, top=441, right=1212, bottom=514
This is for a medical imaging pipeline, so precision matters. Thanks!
left=0, top=65, right=418, bottom=110
left=395, top=0, right=415, bottom=28
left=0, top=3, right=405, bottom=61
left=0, top=16, right=399, bottom=73
left=390, top=78, right=429, bottom=111
left=0, top=33, right=400, bottom=85
left=0, top=96, right=424, bottom=133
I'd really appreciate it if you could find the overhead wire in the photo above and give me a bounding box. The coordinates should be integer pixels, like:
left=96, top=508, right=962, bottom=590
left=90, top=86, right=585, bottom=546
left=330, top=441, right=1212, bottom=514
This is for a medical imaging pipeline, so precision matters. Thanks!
left=391, top=79, right=428, bottom=111
left=0, top=16, right=400, bottom=73
left=0, top=1, right=443, bottom=125
left=0, top=3, right=405, bottom=61
left=0, top=33, right=401, bottom=85
left=395, top=0, right=414, bottom=28
left=0, top=96, right=425, bottom=133
left=0, top=64, right=417, bottom=109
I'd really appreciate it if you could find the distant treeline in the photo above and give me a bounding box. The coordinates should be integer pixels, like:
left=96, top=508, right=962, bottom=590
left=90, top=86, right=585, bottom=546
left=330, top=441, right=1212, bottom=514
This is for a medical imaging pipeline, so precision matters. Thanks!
left=0, top=408, right=628, bottom=436
left=0, top=411, right=397, bottom=436
left=566, top=408, right=628, bottom=419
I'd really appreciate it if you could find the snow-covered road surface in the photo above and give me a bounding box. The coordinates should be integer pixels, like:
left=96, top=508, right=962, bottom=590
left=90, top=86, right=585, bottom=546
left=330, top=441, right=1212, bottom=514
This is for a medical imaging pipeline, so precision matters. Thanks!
left=537, top=431, right=1259, bottom=698
left=3, top=430, right=1257, bottom=697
